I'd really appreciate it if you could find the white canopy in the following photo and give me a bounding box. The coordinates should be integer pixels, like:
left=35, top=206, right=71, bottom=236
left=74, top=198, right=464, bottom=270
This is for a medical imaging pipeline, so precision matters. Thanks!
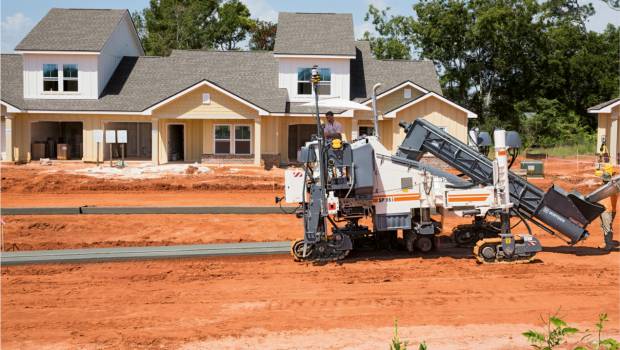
left=300, top=98, right=372, bottom=111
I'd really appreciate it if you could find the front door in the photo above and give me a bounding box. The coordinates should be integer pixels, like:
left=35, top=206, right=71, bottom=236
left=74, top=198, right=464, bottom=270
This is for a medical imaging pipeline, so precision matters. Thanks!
left=167, top=124, right=184, bottom=162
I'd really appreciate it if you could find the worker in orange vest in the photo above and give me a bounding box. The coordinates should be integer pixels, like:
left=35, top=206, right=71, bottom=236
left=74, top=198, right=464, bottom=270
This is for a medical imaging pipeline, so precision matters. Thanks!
left=600, top=171, right=619, bottom=250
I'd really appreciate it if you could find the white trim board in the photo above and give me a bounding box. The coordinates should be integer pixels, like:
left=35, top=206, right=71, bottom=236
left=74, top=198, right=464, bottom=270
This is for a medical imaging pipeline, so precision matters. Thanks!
left=145, top=80, right=270, bottom=116
left=384, top=92, right=478, bottom=119
left=588, top=100, right=620, bottom=114
left=360, top=81, right=429, bottom=105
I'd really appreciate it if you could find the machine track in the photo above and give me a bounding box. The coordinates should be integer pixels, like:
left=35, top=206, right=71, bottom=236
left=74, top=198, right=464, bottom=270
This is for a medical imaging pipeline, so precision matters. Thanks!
left=473, top=237, right=536, bottom=264
left=291, top=239, right=350, bottom=262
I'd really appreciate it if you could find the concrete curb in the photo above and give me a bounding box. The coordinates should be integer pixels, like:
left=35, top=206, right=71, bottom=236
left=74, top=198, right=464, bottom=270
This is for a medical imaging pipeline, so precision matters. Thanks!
left=1, top=241, right=292, bottom=265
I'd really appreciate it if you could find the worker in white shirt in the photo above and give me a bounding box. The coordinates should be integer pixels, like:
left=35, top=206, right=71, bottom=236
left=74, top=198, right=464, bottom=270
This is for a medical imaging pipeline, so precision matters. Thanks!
left=323, top=111, right=343, bottom=140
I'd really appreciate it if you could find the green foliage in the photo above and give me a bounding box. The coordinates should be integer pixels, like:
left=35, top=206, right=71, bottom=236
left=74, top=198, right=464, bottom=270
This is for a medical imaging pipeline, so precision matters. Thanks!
left=249, top=20, right=277, bottom=51
left=523, top=314, right=579, bottom=349
left=523, top=312, right=619, bottom=350
left=133, top=0, right=254, bottom=56
left=212, top=0, right=254, bottom=50
left=363, top=6, right=413, bottom=59
left=389, top=319, right=427, bottom=350
left=363, top=0, right=619, bottom=148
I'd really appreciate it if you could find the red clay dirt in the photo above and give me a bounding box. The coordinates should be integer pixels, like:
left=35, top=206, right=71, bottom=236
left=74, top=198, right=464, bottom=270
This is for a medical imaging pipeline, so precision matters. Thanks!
left=2, top=245, right=618, bottom=349
left=1, top=157, right=619, bottom=349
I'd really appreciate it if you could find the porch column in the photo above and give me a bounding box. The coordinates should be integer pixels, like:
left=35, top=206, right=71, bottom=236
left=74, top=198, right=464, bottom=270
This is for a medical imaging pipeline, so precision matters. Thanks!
left=151, top=117, right=159, bottom=165
left=254, top=117, right=261, bottom=165
left=611, top=112, right=618, bottom=165
left=351, top=118, right=358, bottom=141
left=5, top=115, right=13, bottom=162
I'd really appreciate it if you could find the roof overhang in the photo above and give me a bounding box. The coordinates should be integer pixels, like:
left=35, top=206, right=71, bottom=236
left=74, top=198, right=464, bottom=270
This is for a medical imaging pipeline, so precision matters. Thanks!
left=15, top=50, right=100, bottom=55
left=144, top=80, right=270, bottom=116
left=361, top=81, right=430, bottom=105
left=0, top=100, right=23, bottom=113
left=588, top=100, right=620, bottom=114
left=273, top=54, right=356, bottom=60
left=383, top=92, right=477, bottom=119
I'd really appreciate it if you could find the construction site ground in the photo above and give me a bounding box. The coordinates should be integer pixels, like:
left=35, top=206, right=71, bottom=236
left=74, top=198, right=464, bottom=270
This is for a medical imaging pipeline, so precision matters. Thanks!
left=1, top=157, right=619, bottom=349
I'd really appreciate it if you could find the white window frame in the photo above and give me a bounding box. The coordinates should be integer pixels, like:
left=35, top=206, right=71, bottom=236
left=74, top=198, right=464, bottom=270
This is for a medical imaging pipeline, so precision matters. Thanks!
left=62, top=64, right=79, bottom=92
left=233, top=124, right=252, bottom=155
left=42, top=64, right=59, bottom=92
left=296, top=67, right=331, bottom=96
left=213, top=123, right=253, bottom=155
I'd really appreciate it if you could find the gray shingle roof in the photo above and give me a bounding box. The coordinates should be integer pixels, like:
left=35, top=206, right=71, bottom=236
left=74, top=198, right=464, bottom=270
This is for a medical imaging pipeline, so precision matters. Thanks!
left=588, top=97, right=620, bottom=112
left=274, top=12, right=356, bottom=57
left=15, top=8, right=127, bottom=52
left=1, top=43, right=441, bottom=114
left=351, top=41, right=442, bottom=101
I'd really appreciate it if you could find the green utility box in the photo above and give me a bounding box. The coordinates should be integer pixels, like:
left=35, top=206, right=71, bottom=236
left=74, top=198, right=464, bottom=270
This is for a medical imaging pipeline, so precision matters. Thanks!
left=520, top=160, right=544, bottom=178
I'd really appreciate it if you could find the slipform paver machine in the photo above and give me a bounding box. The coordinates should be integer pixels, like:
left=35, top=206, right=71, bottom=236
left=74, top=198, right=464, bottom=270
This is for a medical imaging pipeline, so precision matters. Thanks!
left=281, top=69, right=620, bottom=264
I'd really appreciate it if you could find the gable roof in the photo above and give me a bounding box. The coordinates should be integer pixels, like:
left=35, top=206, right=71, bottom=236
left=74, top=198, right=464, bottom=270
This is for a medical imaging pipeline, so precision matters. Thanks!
left=15, top=8, right=127, bottom=52
left=274, top=12, right=356, bottom=57
left=350, top=41, right=442, bottom=101
left=1, top=43, right=442, bottom=115
left=384, top=92, right=477, bottom=119
left=588, top=97, right=620, bottom=113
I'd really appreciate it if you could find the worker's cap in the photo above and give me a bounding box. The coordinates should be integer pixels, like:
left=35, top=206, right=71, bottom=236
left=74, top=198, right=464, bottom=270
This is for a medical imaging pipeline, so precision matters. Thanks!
left=326, top=111, right=334, bottom=117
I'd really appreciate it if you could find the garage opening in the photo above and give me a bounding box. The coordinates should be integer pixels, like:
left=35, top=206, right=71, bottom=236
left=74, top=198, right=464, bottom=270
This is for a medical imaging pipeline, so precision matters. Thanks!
left=288, top=124, right=316, bottom=161
left=31, top=121, right=83, bottom=160
left=104, top=122, right=151, bottom=160
left=167, top=124, right=185, bottom=162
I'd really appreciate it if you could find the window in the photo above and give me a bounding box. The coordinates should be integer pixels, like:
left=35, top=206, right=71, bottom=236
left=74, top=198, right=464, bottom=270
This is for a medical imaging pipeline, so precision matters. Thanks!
left=202, top=93, right=211, bottom=104
left=214, top=124, right=252, bottom=154
left=297, top=68, right=331, bottom=96
left=63, top=64, right=78, bottom=92
left=234, top=125, right=251, bottom=154
left=359, top=126, right=375, bottom=137
left=404, top=88, right=412, bottom=99
left=214, top=125, right=231, bottom=154
left=43, top=64, right=58, bottom=91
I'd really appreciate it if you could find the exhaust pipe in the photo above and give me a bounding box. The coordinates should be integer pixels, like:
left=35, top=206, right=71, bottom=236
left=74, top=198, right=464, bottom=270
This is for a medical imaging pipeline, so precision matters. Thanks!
left=371, top=83, right=382, bottom=140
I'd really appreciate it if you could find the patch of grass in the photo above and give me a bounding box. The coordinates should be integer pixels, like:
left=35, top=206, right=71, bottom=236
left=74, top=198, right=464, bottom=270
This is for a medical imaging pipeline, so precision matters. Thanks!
left=390, top=319, right=427, bottom=350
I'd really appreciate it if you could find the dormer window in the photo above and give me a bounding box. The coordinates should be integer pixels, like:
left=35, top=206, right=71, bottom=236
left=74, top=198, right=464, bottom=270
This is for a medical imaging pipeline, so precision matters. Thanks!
left=297, top=67, right=331, bottom=96
left=63, top=64, right=78, bottom=92
left=43, top=64, right=59, bottom=92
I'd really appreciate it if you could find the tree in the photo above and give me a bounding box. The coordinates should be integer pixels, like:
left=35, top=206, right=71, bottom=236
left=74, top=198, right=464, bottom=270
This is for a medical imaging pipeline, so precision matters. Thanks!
left=213, top=0, right=254, bottom=50
left=362, top=6, right=413, bottom=59
left=134, top=0, right=220, bottom=56
left=363, top=0, right=619, bottom=145
left=133, top=0, right=254, bottom=55
left=249, top=20, right=277, bottom=51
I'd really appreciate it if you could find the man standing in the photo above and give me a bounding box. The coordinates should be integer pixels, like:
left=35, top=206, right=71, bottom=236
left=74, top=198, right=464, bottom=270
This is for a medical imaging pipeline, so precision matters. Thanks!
left=323, top=111, right=343, bottom=139
left=600, top=171, right=619, bottom=251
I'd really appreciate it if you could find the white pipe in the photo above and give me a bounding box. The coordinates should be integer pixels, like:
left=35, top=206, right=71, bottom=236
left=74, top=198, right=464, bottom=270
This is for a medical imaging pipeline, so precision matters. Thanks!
left=371, top=83, right=382, bottom=140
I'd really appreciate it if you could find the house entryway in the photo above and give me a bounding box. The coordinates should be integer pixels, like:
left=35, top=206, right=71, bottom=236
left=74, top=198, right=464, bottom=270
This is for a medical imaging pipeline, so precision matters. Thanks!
left=30, top=121, right=83, bottom=160
left=288, top=124, right=317, bottom=161
left=167, top=124, right=185, bottom=162
left=104, top=122, right=151, bottom=160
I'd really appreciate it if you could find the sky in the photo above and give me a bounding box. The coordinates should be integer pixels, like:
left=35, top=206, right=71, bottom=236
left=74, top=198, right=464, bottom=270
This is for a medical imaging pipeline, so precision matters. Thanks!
left=1, top=0, right=618, bottom=53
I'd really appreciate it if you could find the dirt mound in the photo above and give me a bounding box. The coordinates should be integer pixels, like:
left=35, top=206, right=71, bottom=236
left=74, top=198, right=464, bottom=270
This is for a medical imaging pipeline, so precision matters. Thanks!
left=1, top=164, right=284, bottom=194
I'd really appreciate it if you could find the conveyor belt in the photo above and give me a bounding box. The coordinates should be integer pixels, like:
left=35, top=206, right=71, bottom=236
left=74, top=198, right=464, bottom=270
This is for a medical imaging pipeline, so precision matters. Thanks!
left=1, top=241, right=291, bottom=266
left=396, top=119, right=604, bottom=243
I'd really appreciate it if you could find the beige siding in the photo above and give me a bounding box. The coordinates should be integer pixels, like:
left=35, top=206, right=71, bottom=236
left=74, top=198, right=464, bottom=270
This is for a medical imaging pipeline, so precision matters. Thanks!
left=394, top=96, right=468, bottom=150
left=597, top=105, right=620, bottom=165
left=10, top=113, right=151, bottom=162
left=153, top=85, right=258, bottom=119
left=157, top=119, right=203, bottom=163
